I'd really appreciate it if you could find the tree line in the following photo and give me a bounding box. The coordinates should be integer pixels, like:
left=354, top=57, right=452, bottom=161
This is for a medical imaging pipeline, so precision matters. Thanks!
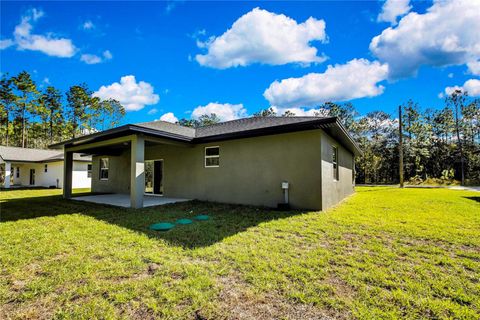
left=0, top=71, right=125, bottom=149
left=1, top=71, right=479, bottom=185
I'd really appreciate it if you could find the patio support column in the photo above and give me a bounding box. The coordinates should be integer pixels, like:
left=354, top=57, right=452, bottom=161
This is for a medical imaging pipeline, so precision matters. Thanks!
left=130, top=135, right=145, bottom=208
left=4, top=162, right=11, bottom=188
left=63, top=150, right=73, bottom=199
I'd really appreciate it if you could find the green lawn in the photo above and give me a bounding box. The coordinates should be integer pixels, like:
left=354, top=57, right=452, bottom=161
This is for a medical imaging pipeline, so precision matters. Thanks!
left=0, top=187, right=479, bottom=319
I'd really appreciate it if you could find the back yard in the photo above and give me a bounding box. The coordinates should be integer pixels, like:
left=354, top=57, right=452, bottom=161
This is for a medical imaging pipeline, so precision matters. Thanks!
left=0, top=187, right=479, bottom=319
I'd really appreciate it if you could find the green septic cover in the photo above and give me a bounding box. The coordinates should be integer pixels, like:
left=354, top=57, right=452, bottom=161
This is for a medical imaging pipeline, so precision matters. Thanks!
left=149, top=222, right=175, bottom=231
left=176, top=218, right=193, bottom=225
left=195, top=215, right=210, bottom=221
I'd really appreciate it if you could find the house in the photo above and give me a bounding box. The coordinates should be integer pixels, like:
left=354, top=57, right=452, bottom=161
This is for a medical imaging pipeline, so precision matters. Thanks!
left=50, top=117, right=361, bottom=210
left=0, top=146, right=92, bottom=189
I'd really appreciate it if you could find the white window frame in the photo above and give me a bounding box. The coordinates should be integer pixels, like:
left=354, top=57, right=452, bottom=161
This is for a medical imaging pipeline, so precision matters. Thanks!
left=332, top=146, right=339, bottom=181
left=87, top=163, right=92, bottom=178
left=100, top=158, right=109, bottom=180
left=205, top=146, right=220, bottom=168
left=44, top=164, right=48, bottom=173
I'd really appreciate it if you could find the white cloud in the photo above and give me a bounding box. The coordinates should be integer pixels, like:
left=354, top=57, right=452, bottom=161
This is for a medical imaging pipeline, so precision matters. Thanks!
left=147, top=108, right=158, bottom=115
left=445, top=79, right=480, bottom=97
left=195, top=7, right=327, bottom=69
left=264, top=59, right=388, bottom=108
left=12, top=8, right=76, bottom=57
left=191, top=102, right=247, bottom=121
left=467, top=60, right=480, bottom=76
left=80, top=50, right=112, bottom=64
left=269, top=106, right=330, bottom=117
left=159, top=112, right=178, bottom=123
left=370, top=0, right=480, bottom=79
left=0, top=39, right=14, bottom=50
left=43, top=77, right=50, bottom=84
left=103, top=50, right=112, bottom=60
left=80, top=54, right=102, bottom=64
left=82, top=20, right=95, bottom=30
left=448, top=73, right=454, bottom=78
left=377, top=0, right=411, bottom=25
left=93, top=75, right=160, bottom=111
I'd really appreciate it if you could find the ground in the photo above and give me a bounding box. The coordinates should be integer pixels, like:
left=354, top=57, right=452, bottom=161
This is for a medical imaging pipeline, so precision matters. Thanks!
left=0, top=187, right=479, bottom=320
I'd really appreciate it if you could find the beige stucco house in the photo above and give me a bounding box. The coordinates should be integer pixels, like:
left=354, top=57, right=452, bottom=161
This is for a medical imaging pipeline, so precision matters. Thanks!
left=51, top=117, right=361, bottom=210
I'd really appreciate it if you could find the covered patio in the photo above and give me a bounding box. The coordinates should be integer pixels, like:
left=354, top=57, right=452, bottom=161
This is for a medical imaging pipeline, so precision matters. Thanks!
left=54, top=122, right=195, bottom=208
left=72, top=194, right=189, bottom=208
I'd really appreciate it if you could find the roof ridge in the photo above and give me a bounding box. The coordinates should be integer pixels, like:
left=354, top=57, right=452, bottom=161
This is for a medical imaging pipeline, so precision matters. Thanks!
left=135, top=119, right=194, bottom=130
left=197, top=116, right=328, bottom=129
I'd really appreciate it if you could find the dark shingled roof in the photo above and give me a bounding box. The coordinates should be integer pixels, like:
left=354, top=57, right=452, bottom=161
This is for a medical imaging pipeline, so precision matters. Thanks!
left=135, top=120, right=196, bottom=138
left=50, top=116, right=362, bottom=156
left=0, top=146, right=92, bottom=163
left=195, top=116, right=335, bottom=137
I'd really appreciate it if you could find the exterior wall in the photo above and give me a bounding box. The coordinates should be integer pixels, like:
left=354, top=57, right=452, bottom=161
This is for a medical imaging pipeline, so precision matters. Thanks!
left=320, top=132, right=355, bottom=210
left=92, top=130, right=323, bottom=210
left=91, top=153, right=131, bottom=194
left=89, top=129, right=356, bottom=210
left=11, top=161, right=91, bottom=188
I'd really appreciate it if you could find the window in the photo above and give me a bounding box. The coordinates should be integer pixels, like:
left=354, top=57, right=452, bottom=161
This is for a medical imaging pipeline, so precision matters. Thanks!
left=205, top=146, right=220, bottom=167
left=87, top=164, right=92, bottom=178
left=16, top=167, right=20, bottom=178
left=352, top=158, right=355, bottom=184
left=100, top=158, right=109, bottom=180
left=44, top=164, right=48, bottom=173
left=332, top=146, right=339, bottom=181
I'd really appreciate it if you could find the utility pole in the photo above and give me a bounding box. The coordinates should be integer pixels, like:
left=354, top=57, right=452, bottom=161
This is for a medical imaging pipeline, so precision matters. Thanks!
left=399, top=105, right=404, bottom=188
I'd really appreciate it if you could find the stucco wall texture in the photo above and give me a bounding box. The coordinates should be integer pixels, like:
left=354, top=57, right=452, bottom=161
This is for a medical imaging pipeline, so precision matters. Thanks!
left=91, top=129, right=354, bottom=210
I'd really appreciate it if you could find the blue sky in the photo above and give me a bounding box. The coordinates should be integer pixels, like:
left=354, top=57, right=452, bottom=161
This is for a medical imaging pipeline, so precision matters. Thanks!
left=1, top=1, right=479, bottom=124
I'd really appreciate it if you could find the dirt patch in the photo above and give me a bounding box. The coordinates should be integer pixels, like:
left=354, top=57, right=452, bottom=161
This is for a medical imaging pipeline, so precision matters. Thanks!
left=213, top=274, right=339, bottom=320
left=0, top=298, right=54, bottom=320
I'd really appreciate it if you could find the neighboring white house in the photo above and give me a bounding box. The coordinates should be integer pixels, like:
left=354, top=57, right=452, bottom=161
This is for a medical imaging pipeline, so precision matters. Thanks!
left=0, top=146, right=92, bottom=189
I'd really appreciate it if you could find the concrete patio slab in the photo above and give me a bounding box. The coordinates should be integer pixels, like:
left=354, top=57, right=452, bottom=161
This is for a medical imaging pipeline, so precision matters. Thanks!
left=72, top=194, right=190, bottom=208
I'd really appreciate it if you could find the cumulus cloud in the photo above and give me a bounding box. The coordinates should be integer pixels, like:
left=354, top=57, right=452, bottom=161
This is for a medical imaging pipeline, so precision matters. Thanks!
left=80, top=50, right=112, bottom=64
left=6, top=8, right=77, bottom=57
left=370, top=0, right=480, bottom=79
left=264, top=59, right=388, bottom=108
left=191, top=102, right=247, bottom=121
left=377, top=0, right=411, bottom=25
left=93, top=75, right=160, bottom=111
left=159, top=112, right=179, bottom=123
left=444, top=79, right=480, bottom=97
left=467, top=60, right=480, bottom=76
left=195, top=7, right=327, bottom=68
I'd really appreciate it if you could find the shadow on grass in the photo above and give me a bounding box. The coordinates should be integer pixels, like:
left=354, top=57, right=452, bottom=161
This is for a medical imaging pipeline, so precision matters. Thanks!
left=463, top=196, right=480, bottom=203
left=0, top=193, right=305, bottom=248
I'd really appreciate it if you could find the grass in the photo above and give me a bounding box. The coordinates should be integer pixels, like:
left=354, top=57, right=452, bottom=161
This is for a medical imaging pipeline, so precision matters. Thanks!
left=0, top=187, right=479, bottom=319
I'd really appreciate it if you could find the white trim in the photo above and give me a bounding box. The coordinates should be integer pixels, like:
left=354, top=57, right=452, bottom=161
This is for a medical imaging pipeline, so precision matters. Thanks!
left=204, top=146, right=220, bottom=168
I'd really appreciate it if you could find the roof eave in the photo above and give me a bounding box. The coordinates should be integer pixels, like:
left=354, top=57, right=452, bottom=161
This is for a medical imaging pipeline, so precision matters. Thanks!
left=49, top=124, right=193, bottom=149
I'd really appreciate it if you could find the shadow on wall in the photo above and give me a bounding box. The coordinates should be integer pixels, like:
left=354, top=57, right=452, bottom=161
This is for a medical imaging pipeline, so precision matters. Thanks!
left=0, top=193, right=305, bottom=248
